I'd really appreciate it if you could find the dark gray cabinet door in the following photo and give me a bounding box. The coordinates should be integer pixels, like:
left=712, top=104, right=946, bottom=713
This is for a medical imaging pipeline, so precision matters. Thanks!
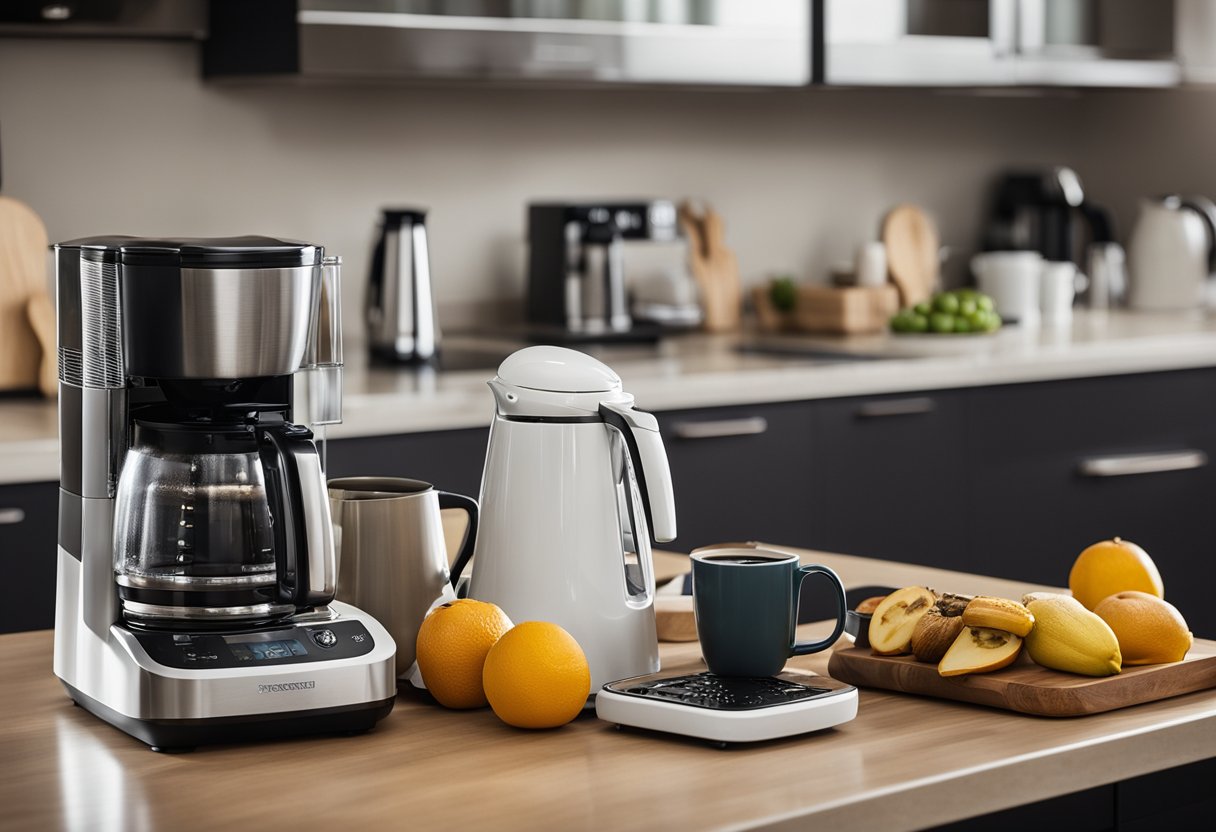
left=806, top=391, right=969, bottom=570
left=655, top=402, right=815, bottom=552
left=0, top=482, right=60, bottom=634
left=326, top=428, right=490, bottom=499
left=966, top=369, right=1216, bottom=638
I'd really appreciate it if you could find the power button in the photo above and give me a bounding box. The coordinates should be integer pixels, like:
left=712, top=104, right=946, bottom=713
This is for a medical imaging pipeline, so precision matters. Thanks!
left=311, top=629, right=337, bottom=648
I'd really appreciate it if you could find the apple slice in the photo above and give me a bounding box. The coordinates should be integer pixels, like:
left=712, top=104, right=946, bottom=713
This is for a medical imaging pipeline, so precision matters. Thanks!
left=868, top=586, right=937, bottom=655
left=938, top=626, right=1022, bottom=677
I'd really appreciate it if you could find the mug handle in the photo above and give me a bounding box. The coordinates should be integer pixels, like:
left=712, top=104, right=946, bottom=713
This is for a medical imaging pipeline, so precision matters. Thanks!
left=439, top=492, right=479, bottom=589
left=791, top=564, right=847, bottom=656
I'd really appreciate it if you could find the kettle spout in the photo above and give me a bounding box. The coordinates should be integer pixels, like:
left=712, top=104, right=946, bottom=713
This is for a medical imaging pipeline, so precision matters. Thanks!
left=487, top=379, right=516, bottom=414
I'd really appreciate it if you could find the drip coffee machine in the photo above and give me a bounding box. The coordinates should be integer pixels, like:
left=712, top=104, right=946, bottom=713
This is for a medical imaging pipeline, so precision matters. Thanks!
left=52, top=236, right=397, bottom=750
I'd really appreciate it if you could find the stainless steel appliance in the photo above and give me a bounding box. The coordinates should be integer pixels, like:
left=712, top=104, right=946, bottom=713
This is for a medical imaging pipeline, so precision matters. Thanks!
left=367, top=208, right=439, bottom=363
left=452, top=346, right=677, bottom=694
left=1127, top=195, right=1216, bottom=310
left=204, top=0, right=810, bottom=87
left=982, top=167, right=1117, bottom=272
left=328, top=476, right=478, bottom=680
left=526, top=200, right=681, bottom=340
left=52, top=236, right=396, bottom=751
left=819, top=0, right=1179, bottom=87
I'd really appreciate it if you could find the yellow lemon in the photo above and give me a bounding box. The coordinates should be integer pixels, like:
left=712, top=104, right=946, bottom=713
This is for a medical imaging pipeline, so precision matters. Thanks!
left=1093, top=591, right=1193, bottom=666
left=415, top=599, right=513, bottom=709
left=482, top=621, right=591, bottom=729
left=1068, top=537, right=1164, bottom=610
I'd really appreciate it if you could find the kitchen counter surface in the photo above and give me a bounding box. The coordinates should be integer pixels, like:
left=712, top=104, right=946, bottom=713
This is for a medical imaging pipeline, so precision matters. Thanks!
left=3, top=548, right=1215, bottom=832
left=8, top=309, right=1216, bottom=484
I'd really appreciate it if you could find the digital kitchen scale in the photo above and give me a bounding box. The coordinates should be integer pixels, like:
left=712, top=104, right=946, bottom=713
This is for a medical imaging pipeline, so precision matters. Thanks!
left=595, top=670, right=858, bottom=745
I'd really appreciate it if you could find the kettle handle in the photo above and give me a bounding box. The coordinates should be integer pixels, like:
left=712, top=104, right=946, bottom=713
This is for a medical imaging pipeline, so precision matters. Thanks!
left=258, top=423, right=337, bottom=608
left=1181, top=196, right=1216, bottom=274
left=599, top=402, right=677, bottom=544
left=441, top=491, right=479, bottom=589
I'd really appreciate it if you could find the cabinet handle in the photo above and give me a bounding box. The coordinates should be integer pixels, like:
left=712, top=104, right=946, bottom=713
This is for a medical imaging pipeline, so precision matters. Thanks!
left=671, top=417, right=768, bottom=440
left=0, top=508, right=26, bottom=525
left=1077, top=451, right=1209, bottom=478
left=855, top=398, right=936, bottom=419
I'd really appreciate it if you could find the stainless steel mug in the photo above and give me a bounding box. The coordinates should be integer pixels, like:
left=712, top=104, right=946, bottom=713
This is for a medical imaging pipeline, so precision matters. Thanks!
left=328, top=477, right=478, bottom=678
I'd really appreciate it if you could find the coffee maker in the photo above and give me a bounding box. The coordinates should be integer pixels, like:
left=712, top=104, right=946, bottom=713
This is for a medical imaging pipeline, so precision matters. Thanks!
left=983, top=167, right=1116, bottom=264
left=526, top=200, right=681, bottom=340
left=52, top=236, right=397, bottom=751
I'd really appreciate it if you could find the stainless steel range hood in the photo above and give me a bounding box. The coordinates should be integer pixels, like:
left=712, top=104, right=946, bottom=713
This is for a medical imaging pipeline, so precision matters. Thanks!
left=205, top=0, right=812, bottom=87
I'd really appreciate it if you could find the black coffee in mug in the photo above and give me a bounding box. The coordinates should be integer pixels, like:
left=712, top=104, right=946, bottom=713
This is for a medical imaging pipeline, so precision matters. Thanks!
left=692, top=547, right=847, bottom=678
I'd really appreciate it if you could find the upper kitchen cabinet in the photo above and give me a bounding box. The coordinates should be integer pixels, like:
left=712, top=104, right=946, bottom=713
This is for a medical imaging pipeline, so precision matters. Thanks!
left=817, top=0, right=1180, bottom=88
left=204, top=0, right=811, bottom=86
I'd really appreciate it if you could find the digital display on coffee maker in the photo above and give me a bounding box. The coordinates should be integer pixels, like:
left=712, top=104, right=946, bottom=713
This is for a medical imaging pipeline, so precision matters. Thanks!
left=226, top=639, right=308, bottom=662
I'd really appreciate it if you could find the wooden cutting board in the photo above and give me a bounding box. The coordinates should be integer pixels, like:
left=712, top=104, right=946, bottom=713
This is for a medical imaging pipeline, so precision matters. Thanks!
left=828, top=641, right=1216, bottom=717
left=881, top=203, right=939, bottom=307
left=0, top=195, right=50, bottom=392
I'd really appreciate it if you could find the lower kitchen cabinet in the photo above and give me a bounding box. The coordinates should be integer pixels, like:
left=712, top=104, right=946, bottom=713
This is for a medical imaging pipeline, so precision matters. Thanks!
left=966, top=369, right=1216, bottom=638
left=654, top=402, right=815, bottom=552
left=0, top=482, right=60, bottom=634
left=327, top=427, right=489, bottom=499
left=806, top=390, right=970, bottom=570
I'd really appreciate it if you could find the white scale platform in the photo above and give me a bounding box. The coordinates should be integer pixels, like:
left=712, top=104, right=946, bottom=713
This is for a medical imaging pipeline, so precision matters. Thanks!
left=595, top=670, right=858, bottom=745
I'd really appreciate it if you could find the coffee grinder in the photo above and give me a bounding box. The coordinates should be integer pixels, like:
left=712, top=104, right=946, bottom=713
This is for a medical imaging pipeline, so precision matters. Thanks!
left=52, top=236, right=397, bottom=751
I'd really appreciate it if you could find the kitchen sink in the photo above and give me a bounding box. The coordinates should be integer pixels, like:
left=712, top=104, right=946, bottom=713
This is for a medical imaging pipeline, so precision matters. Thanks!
left=735, top=340, right=892, bottom=363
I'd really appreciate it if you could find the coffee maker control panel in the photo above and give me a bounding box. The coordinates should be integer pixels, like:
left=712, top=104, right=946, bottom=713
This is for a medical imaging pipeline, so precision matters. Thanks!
left=132, top=620, right=375, bottom=670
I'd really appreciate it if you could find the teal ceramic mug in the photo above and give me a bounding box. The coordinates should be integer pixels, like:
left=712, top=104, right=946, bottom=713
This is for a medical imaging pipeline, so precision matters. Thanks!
left=691, top=546, right=847, bottom=677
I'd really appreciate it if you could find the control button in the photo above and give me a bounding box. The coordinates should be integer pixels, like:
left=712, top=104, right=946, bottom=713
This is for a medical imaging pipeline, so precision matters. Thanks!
left=173, top=634, right=192, bottom=645
left=312, top=629, right=337, bottom=648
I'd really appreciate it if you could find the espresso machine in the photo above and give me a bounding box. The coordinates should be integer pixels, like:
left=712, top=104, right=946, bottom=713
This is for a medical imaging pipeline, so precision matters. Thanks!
left=526, top=200, right=682, bottom=341
left=52, top=236, right=397, bottom=751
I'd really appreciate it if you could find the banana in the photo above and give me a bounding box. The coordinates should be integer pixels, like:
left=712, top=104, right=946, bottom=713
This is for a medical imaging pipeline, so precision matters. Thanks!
left=1024, top=595, right=1122, bottom=676
left=962, top=597, right=1036, bottom=638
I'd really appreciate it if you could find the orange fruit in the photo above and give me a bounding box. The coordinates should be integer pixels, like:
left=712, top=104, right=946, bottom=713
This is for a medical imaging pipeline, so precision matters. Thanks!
left=1068, top=537, right=1164, bottom=610
left=1093, top=591, right=1193, bottom=666
left=415, top=599, right=513, bottom=709
left=482, top=621, right=591, bottom=729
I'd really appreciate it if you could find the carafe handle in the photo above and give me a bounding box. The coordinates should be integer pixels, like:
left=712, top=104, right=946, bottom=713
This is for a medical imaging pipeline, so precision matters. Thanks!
left=440, top=491, right=479, bottom=589
left=599, top=402, right=677, bottom=543
left=259, top=423, right=337, bottom=608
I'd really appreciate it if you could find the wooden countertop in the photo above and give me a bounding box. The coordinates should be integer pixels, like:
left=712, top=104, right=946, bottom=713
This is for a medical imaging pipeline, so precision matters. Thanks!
left=3, top=548, right=1215, bottom=831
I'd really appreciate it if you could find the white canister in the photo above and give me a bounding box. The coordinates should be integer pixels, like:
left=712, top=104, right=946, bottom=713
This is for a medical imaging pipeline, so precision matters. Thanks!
left=971, top=251, right=1043, bottom=327
left=855, top=241, right=888, bottom=288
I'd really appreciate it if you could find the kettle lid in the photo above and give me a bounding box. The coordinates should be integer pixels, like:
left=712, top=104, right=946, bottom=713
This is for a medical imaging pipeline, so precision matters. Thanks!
left=496, top=346, right=621, bottom=393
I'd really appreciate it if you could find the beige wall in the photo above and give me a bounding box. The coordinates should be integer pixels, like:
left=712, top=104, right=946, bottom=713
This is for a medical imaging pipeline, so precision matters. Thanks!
left=1, top=37, right=1191, bottom=337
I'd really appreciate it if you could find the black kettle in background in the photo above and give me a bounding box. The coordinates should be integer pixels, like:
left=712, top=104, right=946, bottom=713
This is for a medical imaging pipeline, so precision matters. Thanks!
left=367, top=207, right=440, bottom=363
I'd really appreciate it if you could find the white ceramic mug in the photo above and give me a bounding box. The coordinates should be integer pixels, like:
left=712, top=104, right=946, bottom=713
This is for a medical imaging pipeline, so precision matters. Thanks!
left=1040, top=261, right=1077, bottom=327
left=971, top=251, right=1043, bottom=326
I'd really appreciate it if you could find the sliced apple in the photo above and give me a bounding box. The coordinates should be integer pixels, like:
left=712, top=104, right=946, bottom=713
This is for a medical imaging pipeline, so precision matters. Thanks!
left=938, top=626, right=1022, bottom=677
left=868, top=586, right=937, bottom=655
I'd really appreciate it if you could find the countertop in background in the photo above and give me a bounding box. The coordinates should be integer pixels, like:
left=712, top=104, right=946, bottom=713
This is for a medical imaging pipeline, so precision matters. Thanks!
left=6, top=310, right=1216, bottom=485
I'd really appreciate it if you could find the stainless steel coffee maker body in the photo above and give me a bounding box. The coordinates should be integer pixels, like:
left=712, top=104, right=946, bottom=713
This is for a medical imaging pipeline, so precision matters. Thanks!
left=52, top=236, right=396, bottom=751
left=526, top=200, right=680, bottom=338
left=367, top=208, right=439, bottom=362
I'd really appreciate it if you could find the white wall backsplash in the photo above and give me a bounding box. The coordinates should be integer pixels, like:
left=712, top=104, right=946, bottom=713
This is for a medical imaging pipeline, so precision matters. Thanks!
left=0, top=38, right=1101, bottom=337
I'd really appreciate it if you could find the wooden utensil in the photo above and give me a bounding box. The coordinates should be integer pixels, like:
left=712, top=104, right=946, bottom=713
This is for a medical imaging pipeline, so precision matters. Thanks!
left=881, top=204, right=939, bottom=307
left=827, top=643, right=1216, bottom=717
left=0, top=195, right=50, bottom=392
left=679, top=200, right=742, bottom=332
left=26, top=292, right=57, bottom=399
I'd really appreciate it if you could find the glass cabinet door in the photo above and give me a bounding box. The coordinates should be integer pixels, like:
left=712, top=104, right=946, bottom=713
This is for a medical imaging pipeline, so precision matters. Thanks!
left=822, top=0, right=1017, bottom=86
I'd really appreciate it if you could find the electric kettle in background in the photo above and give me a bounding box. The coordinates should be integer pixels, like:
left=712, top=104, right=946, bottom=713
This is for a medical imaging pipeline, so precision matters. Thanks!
left=367, top=207, right=440, bottom=362
left=452, top=346, right=677, bottom=693
left=1127, top=195, right=1216, bottom=311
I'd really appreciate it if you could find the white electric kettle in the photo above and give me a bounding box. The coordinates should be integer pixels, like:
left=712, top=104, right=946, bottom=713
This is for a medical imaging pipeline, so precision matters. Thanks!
left=1127, top=195, right=1216, bottom=310
left=451, top=346, right=677, bottom=693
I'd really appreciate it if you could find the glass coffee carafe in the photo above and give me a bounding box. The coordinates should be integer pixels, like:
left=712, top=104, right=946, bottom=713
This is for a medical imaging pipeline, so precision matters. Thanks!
left=114, top=420, right=297, bottom=626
